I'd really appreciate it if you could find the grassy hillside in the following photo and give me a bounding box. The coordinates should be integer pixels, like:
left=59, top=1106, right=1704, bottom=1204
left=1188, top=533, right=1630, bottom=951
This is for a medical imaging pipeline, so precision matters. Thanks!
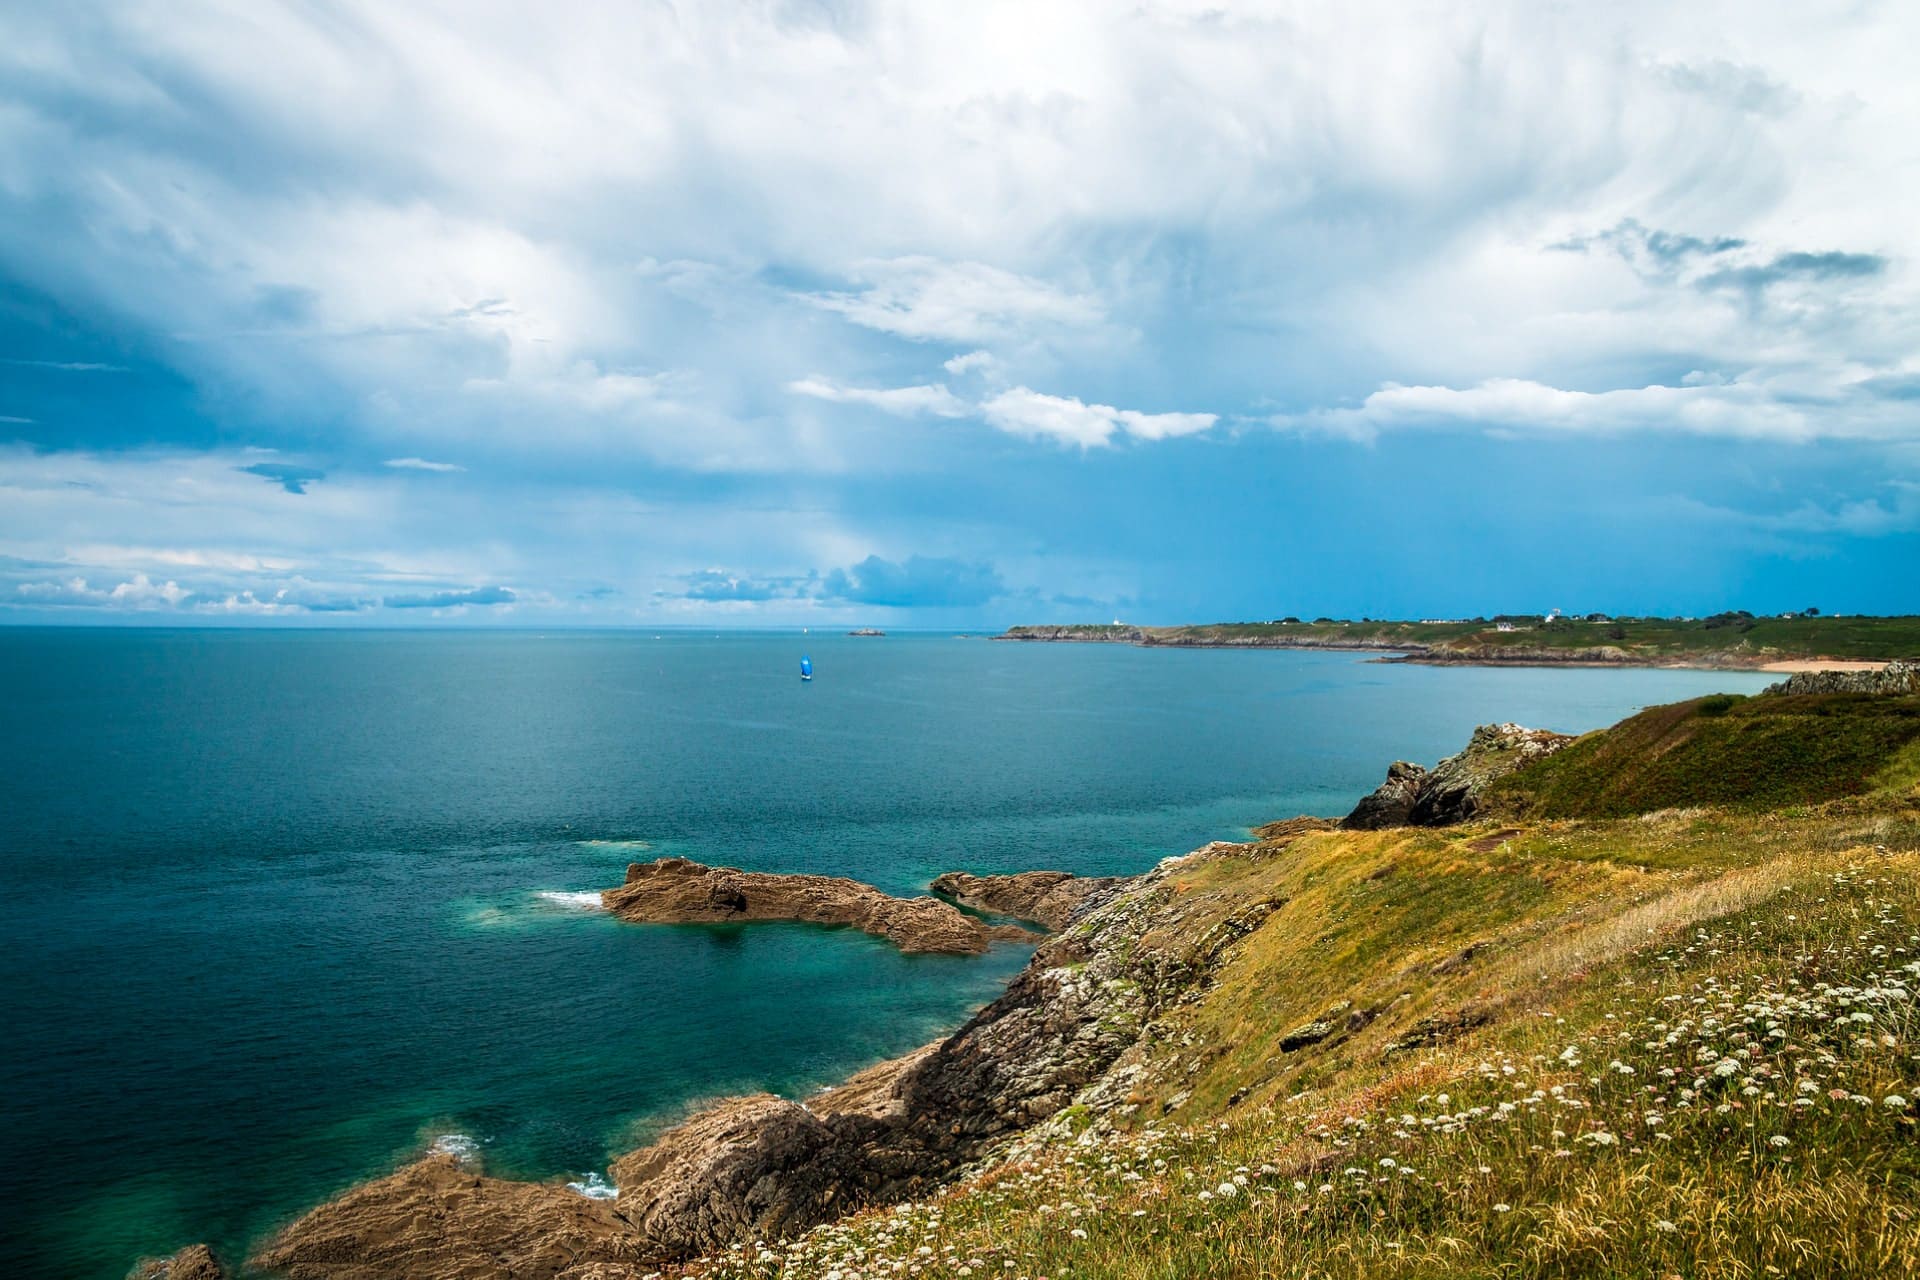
left=1488, top=692, right=1920, bottom=819
left=1003, top=615, right=1920, bottom=666
left=687, top=698, right=1920, bottom=1280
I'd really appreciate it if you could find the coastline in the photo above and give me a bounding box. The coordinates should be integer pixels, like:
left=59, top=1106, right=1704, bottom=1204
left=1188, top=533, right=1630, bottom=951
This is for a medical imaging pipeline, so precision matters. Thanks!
left=993, top=627, right=1894, bottom=674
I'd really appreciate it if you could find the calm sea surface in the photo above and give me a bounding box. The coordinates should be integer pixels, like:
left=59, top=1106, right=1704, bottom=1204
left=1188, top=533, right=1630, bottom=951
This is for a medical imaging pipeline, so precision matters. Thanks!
left=0, top=629, right=1774, bottom=1276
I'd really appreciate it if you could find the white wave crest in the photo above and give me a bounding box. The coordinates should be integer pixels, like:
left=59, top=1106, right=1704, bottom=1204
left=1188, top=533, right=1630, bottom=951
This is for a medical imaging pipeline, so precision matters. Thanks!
left=429, top=1133, right=480, bottom=1163
left=536, top=890, right=606, bottom=910
left=567, top=1171, right=619, bottom=1199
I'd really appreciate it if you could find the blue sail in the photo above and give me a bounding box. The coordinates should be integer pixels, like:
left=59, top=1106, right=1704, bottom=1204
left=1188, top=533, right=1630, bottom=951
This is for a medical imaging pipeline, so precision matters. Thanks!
left=800, top=655, right=812, bottom=680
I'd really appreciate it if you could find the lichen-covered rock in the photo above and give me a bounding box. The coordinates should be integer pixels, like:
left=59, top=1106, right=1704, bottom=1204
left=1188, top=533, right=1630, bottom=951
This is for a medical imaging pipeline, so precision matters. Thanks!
left=1765, top=659, right=1920, bottom=697
left=1342, top=761, right=1428, bottom=829
left=929, top=870, right=1127, bottom=930
left=1342, top=725, right=1572, bottom=828
left=1408, top=723, right=1573, bottom=825
left=602, top=858, right=1036, bottom=954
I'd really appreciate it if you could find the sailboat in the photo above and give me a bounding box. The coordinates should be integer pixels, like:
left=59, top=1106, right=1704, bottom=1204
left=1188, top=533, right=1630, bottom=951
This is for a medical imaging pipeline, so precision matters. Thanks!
left=800, top=654, right=813, bottom=682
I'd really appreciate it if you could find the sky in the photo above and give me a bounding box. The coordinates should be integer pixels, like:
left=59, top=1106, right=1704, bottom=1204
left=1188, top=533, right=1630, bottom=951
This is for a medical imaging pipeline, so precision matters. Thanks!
left=2, top=1, right=1917, bottom=627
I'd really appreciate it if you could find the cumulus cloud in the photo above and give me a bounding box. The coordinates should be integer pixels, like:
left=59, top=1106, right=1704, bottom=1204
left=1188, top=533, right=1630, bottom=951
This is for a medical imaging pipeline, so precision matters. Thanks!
left=943, top=350, right=1000, bottom=378
left=786, top=377, right=968, bottom=418
left=982, top=387, right=1216, bottom=448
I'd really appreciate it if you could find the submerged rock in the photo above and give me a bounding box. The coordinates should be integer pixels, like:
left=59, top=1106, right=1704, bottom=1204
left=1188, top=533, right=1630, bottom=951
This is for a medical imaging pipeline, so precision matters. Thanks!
left=928, top=870, right=1127, bottom=930
left=601, top=857, right=1036, bottom=955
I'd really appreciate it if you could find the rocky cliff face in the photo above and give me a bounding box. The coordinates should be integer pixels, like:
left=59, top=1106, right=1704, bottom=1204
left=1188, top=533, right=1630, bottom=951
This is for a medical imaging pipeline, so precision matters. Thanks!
left=1344, top=723, right=1573, bottom=828
left=929, top=870, right=1127, bottom=930
left=1765, top=659, right=1920, bottom=697
left=601, top=858, right=1037, bottom=955
left=254, top=842, right=1292, bottom=1278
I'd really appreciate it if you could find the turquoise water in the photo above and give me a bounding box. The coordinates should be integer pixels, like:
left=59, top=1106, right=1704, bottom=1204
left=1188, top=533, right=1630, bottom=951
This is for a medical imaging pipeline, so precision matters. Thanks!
left=0, top=629, right=1773, bottom=1276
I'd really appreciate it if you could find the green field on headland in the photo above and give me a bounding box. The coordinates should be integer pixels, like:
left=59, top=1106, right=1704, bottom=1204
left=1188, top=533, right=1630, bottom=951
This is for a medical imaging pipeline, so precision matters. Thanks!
left=1001, top=612, right=1920, bottom=668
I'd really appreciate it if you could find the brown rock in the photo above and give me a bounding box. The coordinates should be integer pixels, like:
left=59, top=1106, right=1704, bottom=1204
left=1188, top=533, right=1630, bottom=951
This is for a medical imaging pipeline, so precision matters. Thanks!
left=1341, top=762, right=1427, bottom=829
left=128, top=1244, right=225, bottom=1280
left=602, top=857, right=1034, bottom=954
left=253, top=1156, right=642, bottom=1280
left=928, top=870, right=1127, bottom=930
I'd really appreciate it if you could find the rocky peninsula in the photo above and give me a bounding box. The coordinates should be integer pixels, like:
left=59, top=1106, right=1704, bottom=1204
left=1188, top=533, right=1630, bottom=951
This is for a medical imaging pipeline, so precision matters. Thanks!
left=163, top=679, right=1920, bottom=1279
left=601, top=857, right=1039, bottom=955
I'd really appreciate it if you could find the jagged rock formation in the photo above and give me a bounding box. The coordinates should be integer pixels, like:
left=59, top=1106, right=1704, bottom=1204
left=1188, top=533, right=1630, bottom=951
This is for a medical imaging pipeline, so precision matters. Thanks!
left=1342, top=761, right=1427, bottom=829
left=254, top=844, right=1307, bottom=1277
left=601, top=858, right=1036, bottom=955
left=128, top=1245, right=225, bottom=1280
left=1344, top=723, right=1573, bottom=828
left=1765, top=659, right=1920, bottom=697
left=929, top=870, right=1126, bottom=930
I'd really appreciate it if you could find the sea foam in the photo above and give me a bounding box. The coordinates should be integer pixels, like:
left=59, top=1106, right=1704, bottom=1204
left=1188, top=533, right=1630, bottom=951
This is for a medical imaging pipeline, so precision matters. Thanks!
left=567, top=1171, right=619, bottom=1199
left=428, top=1133, right=481, bottom=1164
left=536, top=890, right=606, bottom=910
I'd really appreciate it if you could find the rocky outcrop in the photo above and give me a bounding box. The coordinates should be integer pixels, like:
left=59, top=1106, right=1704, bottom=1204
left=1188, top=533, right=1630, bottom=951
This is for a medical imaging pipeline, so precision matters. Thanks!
left=929, top=870, right=1127, bottom=930
left=1388, top=644, right=1637, bottom=666
left=128, top=1245, right=225, bottom=1280
left=1342, top=761, right=1427, bottom=829
left=258, top=845, right=1273, bottom=1277
left=1765, top=659, right=1920, bottom=697
left=1344, top=723, right=1573, bottom=829
left=601, top=858, right=1037, bottom=955
left=1409, top=723, right=1573, bottom=825
left=253, top=1157, right=640, bottom=1280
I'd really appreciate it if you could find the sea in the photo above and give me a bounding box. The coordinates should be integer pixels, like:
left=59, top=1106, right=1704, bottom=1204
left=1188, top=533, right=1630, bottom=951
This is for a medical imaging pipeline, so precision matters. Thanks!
left=0, top=628, right=1775, bottom=1276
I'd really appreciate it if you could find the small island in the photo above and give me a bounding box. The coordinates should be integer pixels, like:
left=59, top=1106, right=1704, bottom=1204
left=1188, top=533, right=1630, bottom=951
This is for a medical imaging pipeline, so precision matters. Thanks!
left=847, top=628, right=887, bottom=636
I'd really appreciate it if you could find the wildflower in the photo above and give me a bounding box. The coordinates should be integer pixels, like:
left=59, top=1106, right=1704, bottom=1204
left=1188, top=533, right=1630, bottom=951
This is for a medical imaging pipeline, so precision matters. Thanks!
left=1885, top=1095, right=1909, bottom=1109
left=1493, top=1203, right=1512, bottom=1213
left=1654, top=1220, right=1679, bottom=1234
left=1769, top=1135, right=1791, bottom=1148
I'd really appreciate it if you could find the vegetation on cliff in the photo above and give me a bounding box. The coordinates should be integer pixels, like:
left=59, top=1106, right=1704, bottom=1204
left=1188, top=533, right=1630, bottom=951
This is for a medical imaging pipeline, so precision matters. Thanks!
left=233, top=684, right=1920, bottom=1279
left=679, top=693, right=1920, bottom=1280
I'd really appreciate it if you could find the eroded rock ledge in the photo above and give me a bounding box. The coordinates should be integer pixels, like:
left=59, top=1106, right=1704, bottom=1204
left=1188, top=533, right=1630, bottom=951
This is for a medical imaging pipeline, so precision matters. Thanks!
left=929, top=869, right=1127, bottom=930
left=252, top=841, right=1310, bottom=1278
left=601, top=857, right=1038, bottom=955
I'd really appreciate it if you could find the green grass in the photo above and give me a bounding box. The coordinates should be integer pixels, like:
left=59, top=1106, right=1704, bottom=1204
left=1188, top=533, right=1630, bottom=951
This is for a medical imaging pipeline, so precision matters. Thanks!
left=691, top=817, right=1920, bottom=1280
left=1490, top=693, right=1920, bottom=819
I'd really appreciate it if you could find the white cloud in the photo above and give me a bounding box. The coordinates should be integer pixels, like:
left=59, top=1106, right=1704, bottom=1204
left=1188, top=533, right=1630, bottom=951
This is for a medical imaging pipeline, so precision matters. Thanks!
left=981, top=387, right=1216, bottom=448
left=1279, top=373, right=1913, bottom=444
left=786, top=376, right=969, bottom=418
left=384, top=457, right=465, bottom=472
left=804, top=258, right=1103, bottom=344
left=943, top=350, right=1000, bottom=378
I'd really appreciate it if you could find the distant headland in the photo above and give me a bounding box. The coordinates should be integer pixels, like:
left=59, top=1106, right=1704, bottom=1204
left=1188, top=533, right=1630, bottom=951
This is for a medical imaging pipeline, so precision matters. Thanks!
left=997, top=611, right=1920, bottom=670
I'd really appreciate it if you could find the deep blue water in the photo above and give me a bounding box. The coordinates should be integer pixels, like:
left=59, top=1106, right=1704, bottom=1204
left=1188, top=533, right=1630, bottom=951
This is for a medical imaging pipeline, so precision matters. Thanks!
left=0, top=629, right=1773, bottom=1277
